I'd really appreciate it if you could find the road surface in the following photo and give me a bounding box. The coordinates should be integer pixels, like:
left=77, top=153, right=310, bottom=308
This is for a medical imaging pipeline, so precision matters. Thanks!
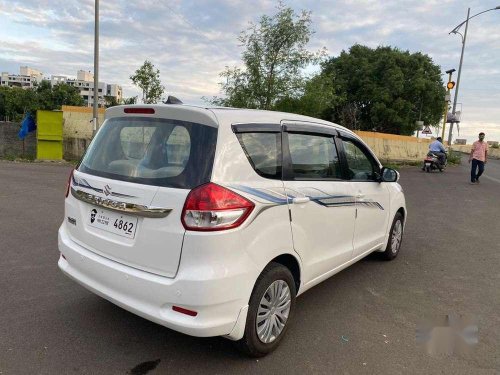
left=0, top=160, right=499, bottom=374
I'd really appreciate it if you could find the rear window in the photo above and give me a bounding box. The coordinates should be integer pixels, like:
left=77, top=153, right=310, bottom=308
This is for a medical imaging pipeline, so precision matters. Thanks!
left=78, top=117, right=217, bottom=189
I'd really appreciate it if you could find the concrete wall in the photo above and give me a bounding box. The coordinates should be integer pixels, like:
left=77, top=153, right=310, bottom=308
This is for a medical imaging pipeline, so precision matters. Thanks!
left=58, top=108, right=437, bottom=162
left=355, top=131, right=431, bottom=163
left=62, top=105, right=105, bottom=140
left=58, top=106, right=446, bottom=162
left=0, top=121, right=36, bottom=158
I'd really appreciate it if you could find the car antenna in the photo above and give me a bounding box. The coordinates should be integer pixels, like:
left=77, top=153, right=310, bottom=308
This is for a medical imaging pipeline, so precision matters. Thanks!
left=164, top=96, right=183, bottom=104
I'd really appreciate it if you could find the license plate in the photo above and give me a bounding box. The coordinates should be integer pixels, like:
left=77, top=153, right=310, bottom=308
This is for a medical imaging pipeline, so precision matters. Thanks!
left=88, top=208, right=138, bottom=239
left=425, top=163, right=431, bottom=167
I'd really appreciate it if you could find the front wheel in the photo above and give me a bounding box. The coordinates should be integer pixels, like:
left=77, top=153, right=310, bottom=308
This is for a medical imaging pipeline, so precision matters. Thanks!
left=237, top=262, right=296, bottom=357
left=381, top=212, right=404, bottom=261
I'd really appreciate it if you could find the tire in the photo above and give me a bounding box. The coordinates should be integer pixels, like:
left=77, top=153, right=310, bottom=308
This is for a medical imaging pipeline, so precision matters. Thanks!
left=236, top=262, right=296, bottom=357
left=381, top=212, right=404, bottom=261
left=426, top=166, right=431, bottom=173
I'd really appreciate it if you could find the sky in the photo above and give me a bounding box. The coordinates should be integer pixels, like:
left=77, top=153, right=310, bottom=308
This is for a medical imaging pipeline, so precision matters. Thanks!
left=0, top=0, right=499, bottom=143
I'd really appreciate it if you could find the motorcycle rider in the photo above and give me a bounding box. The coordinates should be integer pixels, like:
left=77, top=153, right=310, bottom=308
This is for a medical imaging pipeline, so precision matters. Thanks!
left=429, top=137, right=446, bottom=166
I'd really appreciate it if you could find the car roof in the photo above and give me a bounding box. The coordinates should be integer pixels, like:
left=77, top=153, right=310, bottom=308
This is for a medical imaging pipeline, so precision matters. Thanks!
left=105, top=103, right=355, bottom=136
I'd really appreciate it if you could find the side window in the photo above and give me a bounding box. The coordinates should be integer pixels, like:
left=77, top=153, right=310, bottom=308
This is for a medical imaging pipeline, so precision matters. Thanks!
left=287, top=132, right=341, bottom=180
left=237, top=132, right=281, bottom=179
left=342, top=139, right=379, bottom=181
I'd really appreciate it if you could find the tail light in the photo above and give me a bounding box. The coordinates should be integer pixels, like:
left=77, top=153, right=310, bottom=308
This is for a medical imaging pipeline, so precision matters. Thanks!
left=65, top=169, right=74, bottom=198
left=181, top=183, right=254, bottom=231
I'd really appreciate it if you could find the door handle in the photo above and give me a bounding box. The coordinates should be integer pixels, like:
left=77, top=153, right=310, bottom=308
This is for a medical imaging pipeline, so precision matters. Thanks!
left=292, top=197, right=310, bottom=204
left=355, top=193, right=365, bottom=199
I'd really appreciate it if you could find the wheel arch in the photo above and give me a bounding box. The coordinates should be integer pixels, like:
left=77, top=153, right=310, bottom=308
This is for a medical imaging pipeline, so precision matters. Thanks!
left=270, top=253, right=302, bottom=293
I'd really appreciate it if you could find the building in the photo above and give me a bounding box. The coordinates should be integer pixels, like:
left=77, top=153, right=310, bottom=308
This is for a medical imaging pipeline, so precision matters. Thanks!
left=1, top=66, right=123, bottom=107
left=51, top=70, right=123, bottom=107
left=0, top=66, right=44, bottom=88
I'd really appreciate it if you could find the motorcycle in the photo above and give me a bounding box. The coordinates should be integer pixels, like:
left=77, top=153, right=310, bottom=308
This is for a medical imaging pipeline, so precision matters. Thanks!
left=422, top=151, right=447, bottom=172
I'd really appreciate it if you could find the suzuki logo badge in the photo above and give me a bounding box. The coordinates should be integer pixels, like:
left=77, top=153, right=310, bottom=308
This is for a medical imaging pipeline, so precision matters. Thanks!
left=103, top=184, right=112, bottom=196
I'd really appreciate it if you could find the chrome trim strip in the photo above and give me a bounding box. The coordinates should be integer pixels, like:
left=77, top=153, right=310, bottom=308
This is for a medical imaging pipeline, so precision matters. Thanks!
left=71, top=188, right=172, bottom=218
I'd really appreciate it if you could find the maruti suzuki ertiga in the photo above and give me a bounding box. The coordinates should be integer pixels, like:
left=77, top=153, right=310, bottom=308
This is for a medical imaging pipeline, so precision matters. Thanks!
left=58, top=103, right=406, bottom=356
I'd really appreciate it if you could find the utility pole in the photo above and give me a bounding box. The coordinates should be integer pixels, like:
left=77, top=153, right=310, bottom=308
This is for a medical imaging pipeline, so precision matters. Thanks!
left=441, top=69, right=456, bottom=141
left=448, top=7, right=470, bottom=146
left=92, top=0, right=99, bottom=137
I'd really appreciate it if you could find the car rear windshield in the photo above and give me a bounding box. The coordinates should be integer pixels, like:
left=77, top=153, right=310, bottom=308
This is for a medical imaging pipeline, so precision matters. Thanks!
left=78, top=117, right=217, bottom=189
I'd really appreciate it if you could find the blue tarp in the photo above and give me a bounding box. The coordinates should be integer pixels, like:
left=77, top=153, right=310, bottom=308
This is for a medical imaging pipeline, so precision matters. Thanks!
left=18, top=113, right=36, bottom=140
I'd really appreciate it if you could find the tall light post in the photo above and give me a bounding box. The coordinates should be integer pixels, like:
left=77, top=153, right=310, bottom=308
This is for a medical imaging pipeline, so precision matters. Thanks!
left=447, top=6, right=500, bottom=146
left=92, top=0, right=99, bottom=137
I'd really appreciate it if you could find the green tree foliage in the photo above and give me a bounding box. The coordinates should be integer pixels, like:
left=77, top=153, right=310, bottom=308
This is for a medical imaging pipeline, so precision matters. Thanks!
left=0, top=82, right=83, bottom=121
left=36, top=81, right=84, bottom=110
left=130, top=61, right=165, bottom=104
left=319, top=45, right=445, bottom=135
left=104, top=95, right=119, bottom=108
left=210, top=2, right=326, bottom=109
left=121, top=96, right=138, bottom=105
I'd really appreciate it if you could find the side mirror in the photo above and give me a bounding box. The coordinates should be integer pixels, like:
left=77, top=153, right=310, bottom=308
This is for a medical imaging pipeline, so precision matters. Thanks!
left=381, top=167, right=399, bottom=182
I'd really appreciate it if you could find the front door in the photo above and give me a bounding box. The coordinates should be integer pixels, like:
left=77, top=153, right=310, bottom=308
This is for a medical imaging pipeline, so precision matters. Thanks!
left=340, top=137, right=390, bottom=257
left=281, top=123, right=356, bottom=284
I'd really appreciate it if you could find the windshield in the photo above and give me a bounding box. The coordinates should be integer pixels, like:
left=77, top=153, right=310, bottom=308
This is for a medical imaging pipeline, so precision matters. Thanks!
left=78, top=116, right=217, bottom=189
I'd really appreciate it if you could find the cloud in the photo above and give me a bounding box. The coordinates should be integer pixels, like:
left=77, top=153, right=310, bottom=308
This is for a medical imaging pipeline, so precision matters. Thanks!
left=0, top=0, right=499, bottom=141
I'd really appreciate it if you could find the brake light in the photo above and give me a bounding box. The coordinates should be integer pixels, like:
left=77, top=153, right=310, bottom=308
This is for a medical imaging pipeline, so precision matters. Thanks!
left=181, top=183, right=254, bottom=231
left=124, top=107, right=155, bottom=114
left=65, top=169, right=74, bottom=198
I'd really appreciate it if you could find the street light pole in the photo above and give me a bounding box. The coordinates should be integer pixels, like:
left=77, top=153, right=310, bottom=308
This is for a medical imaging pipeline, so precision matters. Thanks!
left=447, top=8, right=469, bottom=147
left=448, top=5, right=500, bottom=146
left=92, top=0, right=99, bottom=137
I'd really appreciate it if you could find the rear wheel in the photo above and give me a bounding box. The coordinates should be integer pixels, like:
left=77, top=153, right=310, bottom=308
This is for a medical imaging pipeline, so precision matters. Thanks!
left=381, top=212, right=404, bottom=261
left=426, top=166, right=431, bottom=173
left=237, top=262, right=296, bottom=357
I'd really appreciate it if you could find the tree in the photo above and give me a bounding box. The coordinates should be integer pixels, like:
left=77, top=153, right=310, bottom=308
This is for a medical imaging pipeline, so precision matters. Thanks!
left=104, top=95, right=119, bottom=108
left=320, top=45, right=445, bottom=135
left=0, top=82, right=84, bottom=121
left=50, top=83, right=84, bottom=108
left=130, top=61, right=165, bottom=104
left=210, top=2, right=326, bottom=109
left=121, top=96, right=138, bottom=105
left=3, top=87, right=38, bottom=121
left=36, top=81, right=84, bottom=109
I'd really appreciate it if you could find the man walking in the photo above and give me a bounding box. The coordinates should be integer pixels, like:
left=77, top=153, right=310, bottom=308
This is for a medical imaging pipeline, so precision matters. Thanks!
left=469, top=132, right=488, bottom=184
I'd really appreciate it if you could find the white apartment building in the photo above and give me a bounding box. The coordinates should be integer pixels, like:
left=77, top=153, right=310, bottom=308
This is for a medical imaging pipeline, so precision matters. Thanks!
left=54, top=70, right=123, bottom=107
left=0, top=66, right=44, bottom=88
left=1, top=66, right=123, bottom=107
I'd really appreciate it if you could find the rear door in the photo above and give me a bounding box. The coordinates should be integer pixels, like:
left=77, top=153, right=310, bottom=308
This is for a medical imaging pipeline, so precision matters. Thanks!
left=67, top=115, right=217, bottom=278
left=281, top=122, right=356, bottom=283
left=338, top=135, right=390, bottom=257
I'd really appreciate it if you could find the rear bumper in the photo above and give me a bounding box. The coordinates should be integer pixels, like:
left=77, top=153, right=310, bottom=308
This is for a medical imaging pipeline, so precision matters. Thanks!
left=58, top=224, right=251, bottom=339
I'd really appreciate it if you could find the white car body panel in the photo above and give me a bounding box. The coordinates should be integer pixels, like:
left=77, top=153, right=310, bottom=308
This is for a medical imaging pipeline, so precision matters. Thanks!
left=58, top=104, right=406, bottom=341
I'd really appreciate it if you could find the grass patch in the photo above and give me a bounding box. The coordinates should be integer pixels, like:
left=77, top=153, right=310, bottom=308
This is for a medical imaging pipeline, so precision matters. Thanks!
left=447, top=150, right=462, bottom=165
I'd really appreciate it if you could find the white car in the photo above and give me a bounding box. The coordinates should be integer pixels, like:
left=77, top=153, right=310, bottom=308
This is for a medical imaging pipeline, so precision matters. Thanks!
left=58, top=104, right=406, bottom=356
